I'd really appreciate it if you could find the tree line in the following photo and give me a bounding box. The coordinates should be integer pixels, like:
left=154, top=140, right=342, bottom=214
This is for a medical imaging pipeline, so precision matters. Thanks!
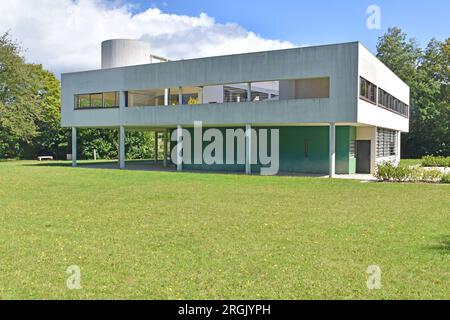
left=376, top=28, right=449, bottom=157
left=0, top=28, right=448, bottom=160
left=0, top=33, right=154, bottom=160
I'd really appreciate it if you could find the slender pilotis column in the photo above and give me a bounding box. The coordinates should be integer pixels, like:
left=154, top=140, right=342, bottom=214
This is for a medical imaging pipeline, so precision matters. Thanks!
left=154, top=131, right=159, bottom=164
left=163, top=129, right=168, bottom=167
left=178, top=87, right=183, bottom=105
left=177, top=125, right=183, bottom=172
left=71, top=127, right=77, bottom=167
left=245, top=124, right=252, bottom=175
left=119, top=126, right=125, bottom=169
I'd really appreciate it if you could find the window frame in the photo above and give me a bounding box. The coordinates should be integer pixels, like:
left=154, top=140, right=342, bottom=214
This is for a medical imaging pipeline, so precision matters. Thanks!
left=359, top=77, right=377, bottom=105
left=377, top=87, right=409, bottom=118
left=74, top=92, right=120, bottom=110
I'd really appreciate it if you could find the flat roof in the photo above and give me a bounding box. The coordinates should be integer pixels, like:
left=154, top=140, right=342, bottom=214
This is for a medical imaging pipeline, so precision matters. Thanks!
left=62, top=41, right=360, bottom=76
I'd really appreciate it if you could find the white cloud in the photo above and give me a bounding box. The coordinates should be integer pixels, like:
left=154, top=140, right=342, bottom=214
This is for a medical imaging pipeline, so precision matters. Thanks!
left=0, top=0, right=295, bottom=76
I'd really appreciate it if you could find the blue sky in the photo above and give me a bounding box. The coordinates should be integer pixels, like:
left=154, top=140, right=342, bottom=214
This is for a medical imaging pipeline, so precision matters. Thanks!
left=125, top=0, right=450, bottom=51
left=1, top=0, right=448, bottom=75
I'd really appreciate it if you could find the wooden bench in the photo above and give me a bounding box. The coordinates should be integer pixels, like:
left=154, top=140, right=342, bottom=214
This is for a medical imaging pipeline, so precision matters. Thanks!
left=38, top=156, right=54, bottom=161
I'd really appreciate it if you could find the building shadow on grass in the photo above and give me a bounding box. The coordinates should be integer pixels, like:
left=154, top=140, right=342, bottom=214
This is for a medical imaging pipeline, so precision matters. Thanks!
left=22, top=160, right=375, bottom=180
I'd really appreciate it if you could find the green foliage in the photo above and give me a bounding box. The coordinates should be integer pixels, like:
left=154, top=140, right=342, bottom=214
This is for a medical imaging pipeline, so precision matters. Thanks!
left=421, top=156, right=450, bottom=167
left=376, top=27, right=422, bottom=83
left=1, top=33, right=41, bottom=157
left=76, top=129, right=155, bottom=160
left=376, top=28, right=450, bottom=157
left=376, top=162, right=447, bottom=183
left=0, top=32, right=155, bottom=160
left=408, top=167, right=424, bottom=182
left=376, top=162, right=397, bottom=181
left=0, top=32, right=68, bottom=159
left=376, top=162, right=418, bottom=182
left=440, top=173, right=450, bottom=184
left=422, top=169, right=443, bottom=183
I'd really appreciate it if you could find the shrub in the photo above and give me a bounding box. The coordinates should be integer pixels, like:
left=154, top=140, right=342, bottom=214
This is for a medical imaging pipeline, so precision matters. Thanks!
left=377, top=162, right=447, bottom=183
left=376, top=162, right=396, bottom=181
left=408, top=167, right=423, bottom=182
left=395, top=166, right=414, bottom=182
left=376, top=162, right=420, bottom=182
left=441, top=173, right=450, bottom=184
left=421, top=156, right=450, bottom=167
left=422, top=169, right=443, bottom=183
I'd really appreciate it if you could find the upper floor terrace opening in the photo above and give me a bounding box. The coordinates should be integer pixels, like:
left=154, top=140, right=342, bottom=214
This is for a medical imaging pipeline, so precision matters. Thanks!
left=73, top=77, right=331, bottom=110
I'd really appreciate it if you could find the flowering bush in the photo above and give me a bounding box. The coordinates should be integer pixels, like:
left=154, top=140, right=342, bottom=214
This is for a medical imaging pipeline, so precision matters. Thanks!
left=376, top=162, right=447, bottom=183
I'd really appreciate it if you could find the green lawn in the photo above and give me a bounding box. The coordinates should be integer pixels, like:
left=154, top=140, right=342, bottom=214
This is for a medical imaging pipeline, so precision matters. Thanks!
left=0, top=161, right=448, bottom=300
left=400, top=159, right=423, bottom=167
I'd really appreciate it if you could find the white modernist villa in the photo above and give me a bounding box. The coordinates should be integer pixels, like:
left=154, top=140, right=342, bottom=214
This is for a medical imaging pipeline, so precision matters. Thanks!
left=61, top=39, right=410, bottom=176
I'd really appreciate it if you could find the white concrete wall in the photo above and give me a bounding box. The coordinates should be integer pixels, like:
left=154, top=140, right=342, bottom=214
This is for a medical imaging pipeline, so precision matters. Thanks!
left=203, top=85, right=224, bottom=104
left=279, top=80, right=295, bottom=100
left=66, top=99, right=335, bottom=128
left=357, top=43, right=410, bottom=132
left=62, top=42, right=410, bottom=133
left=358, top=100, right=409, bottom=132
left=101, top=39, right=151, bottom=69
left=62, top=42, right=360, bottom=128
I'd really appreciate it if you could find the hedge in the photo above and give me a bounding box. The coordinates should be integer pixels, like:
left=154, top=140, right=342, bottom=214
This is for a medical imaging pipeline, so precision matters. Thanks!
left=421, top=156, right=450, bottom=167
left=376, top=162, right=449, bottom=183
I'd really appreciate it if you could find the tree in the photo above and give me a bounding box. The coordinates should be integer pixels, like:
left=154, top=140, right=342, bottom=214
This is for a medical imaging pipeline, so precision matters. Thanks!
left=24, top=65, right=70, bottom=159
left=0, top=32, right=155, bottom=160
left=376, top=28, right=450, bottom=157
left=414, top=39, right=450, bottom=156
left=376, top=27, right=422, bottom=83
left=77, top=129, right=154, bottom=160
left=1, top=33, right=42, bottom=157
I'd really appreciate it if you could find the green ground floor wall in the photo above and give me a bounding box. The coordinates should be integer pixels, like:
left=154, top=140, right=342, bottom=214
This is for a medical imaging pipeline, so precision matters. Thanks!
left=170, top=126, right=356, bottom=174
left=336, top=126, right=357, bottom=174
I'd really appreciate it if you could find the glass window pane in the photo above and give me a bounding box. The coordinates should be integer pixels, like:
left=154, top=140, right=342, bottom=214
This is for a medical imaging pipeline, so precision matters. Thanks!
left=169, top=87, right=181, bottom=106
left=251, top=81, right=279, bottom=101
left=360, top=78, right=376, bottom=103
left=77, top=95, right=90, bottom=108
left=91, top=93, right=103, bottom=107
left=360, top=79, right=366, bottom=97
left=224, top=83, right=248, bottom=103
left=182, top=87, right=202, bottom=105
left=128, top=89, right=165, bottom=107
left=103, top=92, right=118, bottom=107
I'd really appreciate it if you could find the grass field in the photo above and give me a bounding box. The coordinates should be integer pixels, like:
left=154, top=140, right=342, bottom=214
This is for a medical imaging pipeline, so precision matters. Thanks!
left=400, top=159, right=423, bottom=167
left=0, top=161, right=448, bottom=300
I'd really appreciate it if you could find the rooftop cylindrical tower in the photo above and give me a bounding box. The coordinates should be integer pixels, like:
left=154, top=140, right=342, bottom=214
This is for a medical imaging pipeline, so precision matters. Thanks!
left=101, top=39, right=151, bottom=69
